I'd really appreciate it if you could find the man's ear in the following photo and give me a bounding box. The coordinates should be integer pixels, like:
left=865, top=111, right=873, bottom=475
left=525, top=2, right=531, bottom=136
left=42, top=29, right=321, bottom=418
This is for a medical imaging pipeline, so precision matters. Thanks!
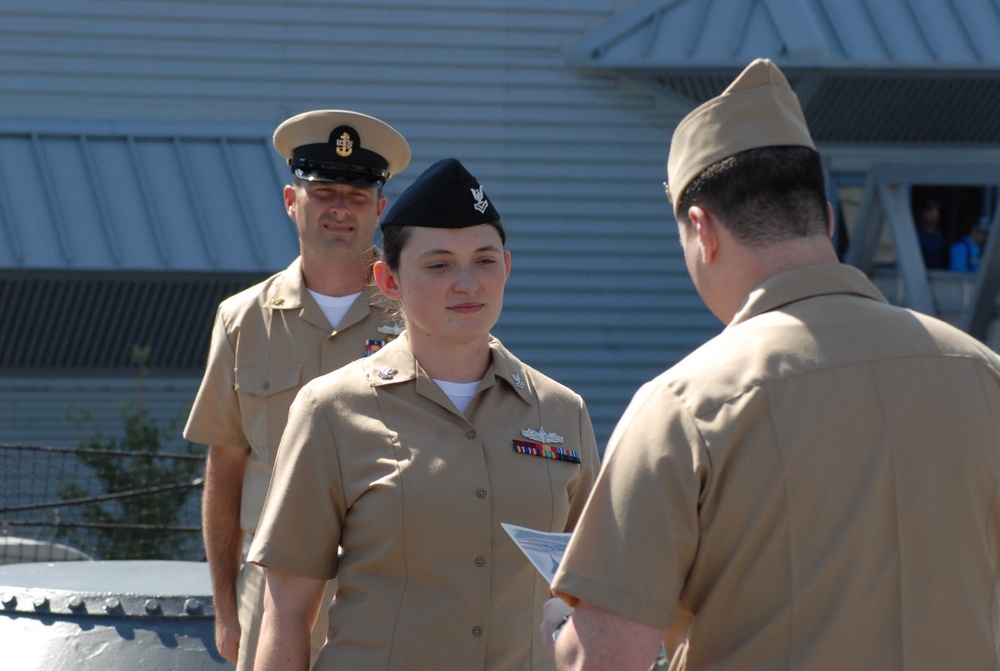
left=689, top=205, right=720, bottom=264
left=826, top=201, right=835, bottom=239
left=283, top=184, right=297, bottom=221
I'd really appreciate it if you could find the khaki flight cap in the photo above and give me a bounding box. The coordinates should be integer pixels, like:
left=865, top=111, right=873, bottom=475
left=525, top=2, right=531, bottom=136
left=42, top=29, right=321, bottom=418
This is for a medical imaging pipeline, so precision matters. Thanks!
left=666, top=58, right=815, bottom=221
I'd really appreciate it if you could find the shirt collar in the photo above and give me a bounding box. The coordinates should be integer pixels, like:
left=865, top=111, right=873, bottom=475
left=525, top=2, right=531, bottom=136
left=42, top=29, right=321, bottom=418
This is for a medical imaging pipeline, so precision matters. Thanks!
left=368, top=332, right=534, bottom=405
left=264, top=257, right=308, bottom=310
left=264, top=257, right=383, bottom=330
left=729, top=263, right=889, bottom=328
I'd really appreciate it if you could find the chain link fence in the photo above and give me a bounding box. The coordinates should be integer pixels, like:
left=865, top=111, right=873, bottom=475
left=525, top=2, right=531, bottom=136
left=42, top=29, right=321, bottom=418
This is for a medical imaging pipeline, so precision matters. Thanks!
left=0, top=442, right=204, bottom=564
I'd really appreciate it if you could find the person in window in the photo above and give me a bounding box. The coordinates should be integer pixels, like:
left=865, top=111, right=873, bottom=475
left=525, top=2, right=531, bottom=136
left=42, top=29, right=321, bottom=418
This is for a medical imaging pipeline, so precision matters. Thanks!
left=949, top=215, right=989, bottom=272
left=915, top=198, right=947, bottom=268
left=248, top=158, right=599, bottom=671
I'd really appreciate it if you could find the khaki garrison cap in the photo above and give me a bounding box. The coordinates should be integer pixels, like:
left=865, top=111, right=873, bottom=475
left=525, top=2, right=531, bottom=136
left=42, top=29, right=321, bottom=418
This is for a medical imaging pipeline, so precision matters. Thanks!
left=665, top=58, right=815, bottom=221
left=273, top=110, right=410, bottom=187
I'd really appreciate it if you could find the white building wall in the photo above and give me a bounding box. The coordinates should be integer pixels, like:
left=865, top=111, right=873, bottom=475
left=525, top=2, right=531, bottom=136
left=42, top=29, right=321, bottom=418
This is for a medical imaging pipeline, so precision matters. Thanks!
left=0, top=0, right=714, bottom=449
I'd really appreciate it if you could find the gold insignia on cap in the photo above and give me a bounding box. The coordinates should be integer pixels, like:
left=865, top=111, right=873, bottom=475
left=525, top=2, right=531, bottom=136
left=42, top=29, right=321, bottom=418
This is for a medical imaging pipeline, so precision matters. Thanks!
left=335, top=131, right=353, bottom=157
left=273, top=110, right=410, bottom=179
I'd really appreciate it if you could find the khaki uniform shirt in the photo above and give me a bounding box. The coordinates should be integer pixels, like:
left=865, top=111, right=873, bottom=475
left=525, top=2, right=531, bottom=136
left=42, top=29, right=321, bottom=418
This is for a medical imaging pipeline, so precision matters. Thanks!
left=553, top=264, right=1000, bottom=671
left=248, top=332, right=600, bottom=671
left=183, top=257, right=398, bottom=531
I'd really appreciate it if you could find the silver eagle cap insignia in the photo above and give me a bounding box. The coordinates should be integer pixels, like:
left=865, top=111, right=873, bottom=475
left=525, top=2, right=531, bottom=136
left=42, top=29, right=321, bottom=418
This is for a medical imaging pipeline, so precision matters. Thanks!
left=471, top=185, right=489, bottom=214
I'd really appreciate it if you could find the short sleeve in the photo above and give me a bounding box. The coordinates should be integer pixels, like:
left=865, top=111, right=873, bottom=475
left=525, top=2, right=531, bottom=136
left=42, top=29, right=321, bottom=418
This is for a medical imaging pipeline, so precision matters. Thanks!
left=183, top=305, right=247, bottom=449
left=551, top=380, right=705, bottom=630
left=247, top=383, right=346, bottom=580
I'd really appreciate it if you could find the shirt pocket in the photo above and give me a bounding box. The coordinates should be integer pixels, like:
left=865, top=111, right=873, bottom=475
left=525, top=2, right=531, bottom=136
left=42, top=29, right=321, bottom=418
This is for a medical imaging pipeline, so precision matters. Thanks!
left=235, top=365, right=302, bottom=398
left=234, top=365, right=303, bottom=454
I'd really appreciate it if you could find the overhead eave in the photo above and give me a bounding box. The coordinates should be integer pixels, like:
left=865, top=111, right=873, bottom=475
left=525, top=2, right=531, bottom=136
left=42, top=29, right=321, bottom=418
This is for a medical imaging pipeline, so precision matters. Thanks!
left=566, top=0, right=1000, bottom=143
left=0, top=120, right=296, bottom=272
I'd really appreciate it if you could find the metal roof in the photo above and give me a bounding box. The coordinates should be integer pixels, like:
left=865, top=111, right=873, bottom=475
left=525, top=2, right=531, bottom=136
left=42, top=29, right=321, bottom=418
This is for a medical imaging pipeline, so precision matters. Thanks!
left=0, top=122, right=297, bottom=272
left=566, top=0, right=1000, bottom=143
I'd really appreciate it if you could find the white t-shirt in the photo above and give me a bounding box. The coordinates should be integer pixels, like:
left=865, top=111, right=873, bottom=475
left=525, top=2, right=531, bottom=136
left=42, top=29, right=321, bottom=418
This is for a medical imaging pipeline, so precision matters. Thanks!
left=433, top=379, right=481, bottom=414
left=307, top=289, right=361, bottom=329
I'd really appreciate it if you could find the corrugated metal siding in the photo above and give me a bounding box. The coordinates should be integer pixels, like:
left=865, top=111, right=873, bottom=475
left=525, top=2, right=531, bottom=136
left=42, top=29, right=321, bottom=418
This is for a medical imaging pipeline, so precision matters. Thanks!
left=0, top=377, right=198, bottom=451
left=0, top=0, right=712, bottom=448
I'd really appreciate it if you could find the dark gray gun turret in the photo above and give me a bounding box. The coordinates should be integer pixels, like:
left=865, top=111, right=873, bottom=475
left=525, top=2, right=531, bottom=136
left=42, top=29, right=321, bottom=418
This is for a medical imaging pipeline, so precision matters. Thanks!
left=0, top=560, right=231, bottom=669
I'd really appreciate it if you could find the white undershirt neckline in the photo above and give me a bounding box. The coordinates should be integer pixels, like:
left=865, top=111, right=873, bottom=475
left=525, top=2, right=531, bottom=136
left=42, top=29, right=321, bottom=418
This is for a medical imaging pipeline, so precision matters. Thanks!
left=307, top=289, right=361, bottom=329
left=433, top=379, right=481, bottom=413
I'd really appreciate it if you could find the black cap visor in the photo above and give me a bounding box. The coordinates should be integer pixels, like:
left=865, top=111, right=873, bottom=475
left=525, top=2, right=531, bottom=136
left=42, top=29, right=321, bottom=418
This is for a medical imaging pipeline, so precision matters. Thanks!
left=290, top=142, right=390, bottom=187
left=291, top=161, right=387, bottom=187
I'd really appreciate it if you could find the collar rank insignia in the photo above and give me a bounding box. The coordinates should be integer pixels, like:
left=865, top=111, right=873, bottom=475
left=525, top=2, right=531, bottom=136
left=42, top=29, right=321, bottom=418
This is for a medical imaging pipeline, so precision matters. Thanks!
left=510, top=372, right=525, bottom=389
left=471, top=185, right=489, bottom=214
left=512, top=436, right=580, bottom=464
left=521, top=427, right=563, bottom=444
left=378, top=323, right=405, bottom=337
left=377, top=366, right=398, bottom=380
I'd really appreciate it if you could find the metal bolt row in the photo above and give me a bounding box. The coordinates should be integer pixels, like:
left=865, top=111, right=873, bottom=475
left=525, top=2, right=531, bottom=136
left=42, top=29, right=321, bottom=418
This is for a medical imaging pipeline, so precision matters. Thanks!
left=0, top=591, right=209, bottom=617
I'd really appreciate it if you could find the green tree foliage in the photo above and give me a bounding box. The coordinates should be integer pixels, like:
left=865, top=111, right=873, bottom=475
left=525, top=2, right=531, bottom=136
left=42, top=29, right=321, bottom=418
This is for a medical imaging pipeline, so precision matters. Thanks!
left=56, top=345, right=203, bottom=559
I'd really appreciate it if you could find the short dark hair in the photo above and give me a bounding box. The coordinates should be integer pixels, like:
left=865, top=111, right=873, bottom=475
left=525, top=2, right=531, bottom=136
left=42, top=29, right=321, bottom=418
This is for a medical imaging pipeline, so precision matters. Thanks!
left=379, top=222, right=507, bottom=271
left=676, top=145, right=828, bottom=245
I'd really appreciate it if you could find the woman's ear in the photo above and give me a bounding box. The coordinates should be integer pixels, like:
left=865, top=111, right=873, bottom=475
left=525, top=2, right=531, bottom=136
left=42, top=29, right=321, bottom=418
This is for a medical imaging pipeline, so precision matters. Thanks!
left=373, top=260, right=402, bottom=301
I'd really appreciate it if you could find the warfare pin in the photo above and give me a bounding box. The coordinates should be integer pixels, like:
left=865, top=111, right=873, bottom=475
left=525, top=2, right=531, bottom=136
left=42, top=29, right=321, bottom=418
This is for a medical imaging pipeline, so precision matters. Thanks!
left=521, top=427, right=564, bottom=444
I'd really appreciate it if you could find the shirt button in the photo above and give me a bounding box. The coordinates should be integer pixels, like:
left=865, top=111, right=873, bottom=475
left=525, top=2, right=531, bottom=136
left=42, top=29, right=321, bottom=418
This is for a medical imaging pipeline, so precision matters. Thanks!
left=475, top=556, right=486, bottom=567
left=465, top=430, right=477, bottom=440
left=262, top=381, right=270, bottom=391
left=471, top=626, right=484, bottom=637
left=475, top=489, right=487, bottom=499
